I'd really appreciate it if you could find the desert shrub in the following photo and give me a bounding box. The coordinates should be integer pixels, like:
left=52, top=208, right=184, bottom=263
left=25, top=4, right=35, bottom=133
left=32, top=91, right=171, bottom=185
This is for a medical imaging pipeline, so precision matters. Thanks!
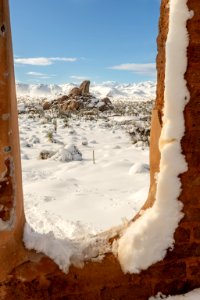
left=46, top=131, right=54, bottom=143
left=51, top=144, right=82, bottom=162
left=39, top=150, right=55, bottom=160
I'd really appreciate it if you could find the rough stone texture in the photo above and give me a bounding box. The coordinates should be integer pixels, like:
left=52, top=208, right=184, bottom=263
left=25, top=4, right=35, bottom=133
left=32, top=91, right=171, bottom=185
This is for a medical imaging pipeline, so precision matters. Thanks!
left=42, top=101, right=51, bottom=110
left=79, top=80, right=90, bottom=95
left=69, top=79, right=91, bottom=97
left=61, top=99, right=81, bottom=111
left=0, top=0, right=28, bottom=283
left=141, top=0, right=169, bottom=211
left=46, top=80, right=113, bottom=112
left=0, top=0, right=200, bottom=299
left=98, top=97, right=114, bottom=112
left=68, top=87, right=82, bottom=97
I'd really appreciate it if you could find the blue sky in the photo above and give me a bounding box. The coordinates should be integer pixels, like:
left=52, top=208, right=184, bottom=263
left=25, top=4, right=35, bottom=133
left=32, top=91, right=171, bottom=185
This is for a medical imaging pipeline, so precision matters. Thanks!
left=10, top=0, right=161, bottom=84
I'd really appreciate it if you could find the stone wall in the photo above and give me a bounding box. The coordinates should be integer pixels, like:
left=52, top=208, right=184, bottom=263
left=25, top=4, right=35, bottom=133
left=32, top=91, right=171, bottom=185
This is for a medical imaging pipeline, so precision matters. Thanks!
left=0, top=0, right=27, bottom=283
left=0, top=0, right=200, bottom=299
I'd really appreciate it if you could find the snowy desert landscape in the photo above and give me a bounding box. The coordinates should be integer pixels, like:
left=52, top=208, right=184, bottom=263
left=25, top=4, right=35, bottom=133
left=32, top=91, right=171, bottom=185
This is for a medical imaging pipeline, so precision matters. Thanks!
left=1, top=0, right=198, bottom=298
left=16, top=80, right=200, bottom=300
left=17, top=81, right=154, bottom=236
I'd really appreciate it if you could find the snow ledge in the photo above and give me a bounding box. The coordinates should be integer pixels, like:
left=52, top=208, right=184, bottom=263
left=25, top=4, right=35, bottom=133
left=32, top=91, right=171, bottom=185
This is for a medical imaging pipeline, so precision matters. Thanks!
left=117, top=0, right=193, bottom=274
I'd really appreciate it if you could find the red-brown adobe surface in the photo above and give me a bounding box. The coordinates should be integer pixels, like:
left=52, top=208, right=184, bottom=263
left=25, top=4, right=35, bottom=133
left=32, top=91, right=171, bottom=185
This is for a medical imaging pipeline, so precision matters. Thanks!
left=0, top=0, right=200, bottom=299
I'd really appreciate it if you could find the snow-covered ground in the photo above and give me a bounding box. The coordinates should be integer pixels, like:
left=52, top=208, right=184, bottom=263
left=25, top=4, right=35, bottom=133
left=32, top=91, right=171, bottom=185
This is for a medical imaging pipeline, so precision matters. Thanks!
left=18, top=88, right=152, bottom=235
left=17, top=79, right=200, bottom=298
left=21, top=120, right=149, bottom=234
left=17, top=81, right=153, bottom=270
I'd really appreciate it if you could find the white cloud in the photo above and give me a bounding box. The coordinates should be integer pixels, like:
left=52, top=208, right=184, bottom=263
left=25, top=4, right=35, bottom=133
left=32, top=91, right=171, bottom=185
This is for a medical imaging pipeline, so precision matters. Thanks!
left=15, top=57, right=78, bottom=66
left=40, top=76, right=54, bottom=79
left=27, top=71, right=46, bottom=76
left=51, top=57, right=77, bottom=62
left=27, top=71, right=57, bottom=80
left=15, top=57, right=52, bottom=66
left=109, top=63, right=156, bottom=75
left=70, top=75, right=89, bottom=81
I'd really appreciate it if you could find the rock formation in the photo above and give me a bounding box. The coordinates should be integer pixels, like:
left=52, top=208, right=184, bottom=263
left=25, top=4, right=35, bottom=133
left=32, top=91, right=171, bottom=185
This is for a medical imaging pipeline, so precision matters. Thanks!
left=79, top=80, right=90, bottom=95
left=0, top=0, right=200, bottom=299
left=68, top=86, right=82, bottom=97
left=42, top=101, right=51, bottom=110
left=68, top=80, right=90, bottom=97
left=42, top=80, right=113, bottom=113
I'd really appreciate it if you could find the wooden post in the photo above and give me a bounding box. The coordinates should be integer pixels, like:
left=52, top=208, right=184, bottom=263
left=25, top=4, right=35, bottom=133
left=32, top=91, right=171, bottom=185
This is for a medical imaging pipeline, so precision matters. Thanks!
left=93, top=149, right=95, bottom=164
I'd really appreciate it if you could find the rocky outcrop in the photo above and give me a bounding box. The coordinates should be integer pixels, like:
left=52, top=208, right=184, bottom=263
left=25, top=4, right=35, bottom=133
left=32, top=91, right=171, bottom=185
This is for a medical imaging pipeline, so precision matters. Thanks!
left=68, top=86, right=82, bottom=97
left=43, top=80, right=113, bottom=113
left=68, top=80, right=90, bottom=98
left=42, top=101, right=51, bottom=110
left=1, top=0, right=200, bottom=299
left=79, top=80, right=90, bottom=95
left=60, top=99, right=82, bottom=111
left=98, top=97, right=113, bottom=111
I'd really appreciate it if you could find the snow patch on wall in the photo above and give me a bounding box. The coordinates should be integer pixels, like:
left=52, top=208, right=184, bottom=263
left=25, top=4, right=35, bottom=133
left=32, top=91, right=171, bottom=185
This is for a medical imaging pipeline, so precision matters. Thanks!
left=24, top=222, right=112, bottom=273
left=117, top=0, right=192, bottom=273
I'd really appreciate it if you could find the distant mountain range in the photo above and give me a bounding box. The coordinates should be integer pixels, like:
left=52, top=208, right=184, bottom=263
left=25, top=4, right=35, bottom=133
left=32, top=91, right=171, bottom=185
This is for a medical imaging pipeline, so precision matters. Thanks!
left=16, top=81, right=156, bottom=102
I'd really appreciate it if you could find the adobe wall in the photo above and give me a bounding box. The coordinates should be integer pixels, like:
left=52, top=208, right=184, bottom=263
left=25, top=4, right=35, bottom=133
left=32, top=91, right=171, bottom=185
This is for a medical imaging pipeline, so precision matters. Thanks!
left=0, top=0, right=28, bottom=282
left=0, top=0, right=200, bottom=299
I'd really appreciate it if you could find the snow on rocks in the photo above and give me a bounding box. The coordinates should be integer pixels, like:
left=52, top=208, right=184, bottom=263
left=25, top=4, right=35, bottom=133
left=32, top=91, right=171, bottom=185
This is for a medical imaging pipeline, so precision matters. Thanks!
left=51, top=145, right=82, bottom=162
left=23, top=221, right=111, bottom=273
left=42, top=80, right=114, bottom=113
left=18, top=105, right=150, bottom=233
left=129, top=163, right=149, bottom=175
left=117, top=0, right=192, bottom=274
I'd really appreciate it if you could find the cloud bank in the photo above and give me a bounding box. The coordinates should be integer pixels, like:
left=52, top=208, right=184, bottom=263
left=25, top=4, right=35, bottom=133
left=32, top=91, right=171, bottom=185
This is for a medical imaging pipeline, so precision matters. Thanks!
left=15, top=57, right=78, bottom=66
left=70, top=75, right=90, bottom=81
left=109, top=63, right=156, bottom=75
left=26, top=71, right=56, bottom=80
left=27, top=72, right=46, bottom=76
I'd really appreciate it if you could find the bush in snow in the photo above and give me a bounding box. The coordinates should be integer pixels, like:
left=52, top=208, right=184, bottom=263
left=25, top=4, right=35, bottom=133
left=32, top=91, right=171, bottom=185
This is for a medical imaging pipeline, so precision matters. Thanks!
left=113, top=100, right=153, bottom=119
left=46, top=131, right=54, bottom=143
left=52, top=144, right=82, bottom=162
left=39, top=150, right=56, bottom=160
left=63, top=117, right=69, bottom=128
left=82, top=138, right=88, bottom=146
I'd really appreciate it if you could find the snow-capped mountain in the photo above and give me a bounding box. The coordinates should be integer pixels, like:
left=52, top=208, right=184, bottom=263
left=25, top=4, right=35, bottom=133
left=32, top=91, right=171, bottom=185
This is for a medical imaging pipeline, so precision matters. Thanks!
left=16, top=81, right=156, bottom=102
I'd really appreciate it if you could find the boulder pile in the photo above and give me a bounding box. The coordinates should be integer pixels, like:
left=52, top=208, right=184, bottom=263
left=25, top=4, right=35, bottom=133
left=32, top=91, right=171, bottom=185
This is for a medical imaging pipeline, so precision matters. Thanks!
left=43, top=80, right=114, bottom=113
